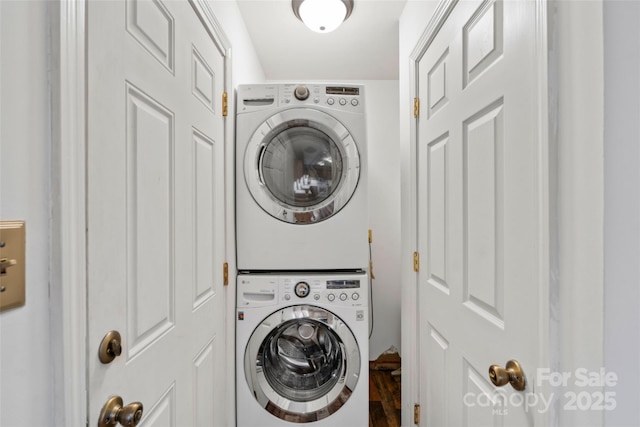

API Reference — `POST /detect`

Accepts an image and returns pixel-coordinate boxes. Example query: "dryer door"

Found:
[244,108,360,224]
[244,305,361,423]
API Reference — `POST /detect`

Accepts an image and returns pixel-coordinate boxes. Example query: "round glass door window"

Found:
[244,305,361,422]
[244,109,360,224]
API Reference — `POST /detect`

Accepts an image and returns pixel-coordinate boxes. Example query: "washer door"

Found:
[244,108,360,224]
[244,305,361,423]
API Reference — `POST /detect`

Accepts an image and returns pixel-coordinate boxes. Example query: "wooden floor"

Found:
[369,363,401,427]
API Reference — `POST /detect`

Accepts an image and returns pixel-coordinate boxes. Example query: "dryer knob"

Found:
[294,85,310,101]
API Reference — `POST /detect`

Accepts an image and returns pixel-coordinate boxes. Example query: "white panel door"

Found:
[416,0,547,425]
[87,1,226,425]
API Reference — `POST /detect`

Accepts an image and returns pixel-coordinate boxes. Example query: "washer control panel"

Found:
[237,273,367,308]
[236,83,365,114]
[281,275,366,307]
[281,84,363,112]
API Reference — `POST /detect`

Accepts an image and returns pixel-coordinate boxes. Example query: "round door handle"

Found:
[99,331,123,364]
[118,401,143,427]
[489,359,526,391]
[98,396,143,427]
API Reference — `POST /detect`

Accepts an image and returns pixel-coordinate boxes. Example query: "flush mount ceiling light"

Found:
[292,0,354,33]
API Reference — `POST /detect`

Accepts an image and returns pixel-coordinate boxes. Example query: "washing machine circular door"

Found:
[244,108,360,224]
[244,305,361,423]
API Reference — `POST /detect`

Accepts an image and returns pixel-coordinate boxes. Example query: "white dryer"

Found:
[236,272,369,427]
[235,84,368,271]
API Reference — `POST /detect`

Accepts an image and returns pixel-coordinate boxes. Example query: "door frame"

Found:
[50,1,234,424]
[401,0,605,426]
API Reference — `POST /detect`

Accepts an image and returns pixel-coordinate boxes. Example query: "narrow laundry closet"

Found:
[2,1,635,427]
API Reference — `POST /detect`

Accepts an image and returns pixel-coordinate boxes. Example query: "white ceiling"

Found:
[235,0,407,81]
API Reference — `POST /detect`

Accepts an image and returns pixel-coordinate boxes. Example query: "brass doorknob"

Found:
[488,360,526,391]
[98,396,143,427]
[99,331,122,364]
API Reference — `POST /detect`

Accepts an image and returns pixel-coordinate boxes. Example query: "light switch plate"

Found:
[0,221,26,312]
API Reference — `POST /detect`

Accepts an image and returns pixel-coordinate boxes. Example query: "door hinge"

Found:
[223,262,229,286]
[222,92,228,117]
[413,97,420,118]
[414,403,421,424]
[413,251,420,272]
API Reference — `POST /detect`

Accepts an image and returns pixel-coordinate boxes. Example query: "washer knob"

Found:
[327,293,336,302]
[294,281,310,298]
[294,86,310,101]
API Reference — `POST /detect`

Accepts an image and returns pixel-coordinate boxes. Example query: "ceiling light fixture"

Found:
[292,0,354,34]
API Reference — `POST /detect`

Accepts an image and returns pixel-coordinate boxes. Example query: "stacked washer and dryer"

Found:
[235,83,369,427]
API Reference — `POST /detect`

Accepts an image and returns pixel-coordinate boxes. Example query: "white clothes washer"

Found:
[235,84,368,271]
[236,272,369,427]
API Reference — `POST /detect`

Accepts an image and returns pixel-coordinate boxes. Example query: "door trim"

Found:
[52,1,233,424]
[50,1,87,424]
[401,0,604,425]
[548,2,605,425]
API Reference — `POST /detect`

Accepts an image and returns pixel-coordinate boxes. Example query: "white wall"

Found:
[208,0,266,87]
[604,1,640,426]
[361,80,401,360]
[0,2,52,426]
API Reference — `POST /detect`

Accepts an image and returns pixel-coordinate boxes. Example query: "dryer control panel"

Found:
[237,273,368,308]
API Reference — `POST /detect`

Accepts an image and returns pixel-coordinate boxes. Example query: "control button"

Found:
[352,293,360,301]
[284,294,291,301]
[284,98,291,104]
[339,98,347,106]
[294,85,310,101]
[327,98,335,105]
[351,99,359,106]
[327,293,336,302]
[313,294,320,301]
[314,97,320,104]
[339,293,348,301]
